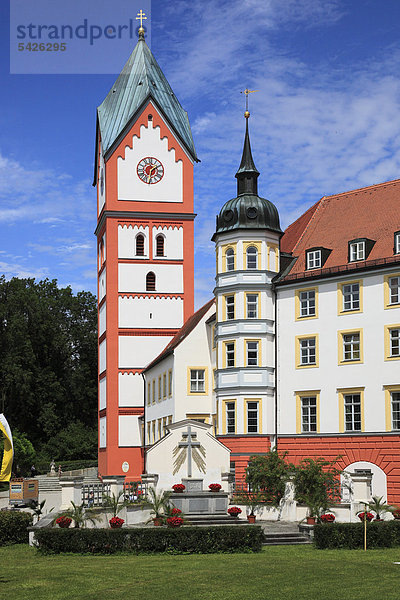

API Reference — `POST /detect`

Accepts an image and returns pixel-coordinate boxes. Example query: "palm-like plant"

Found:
[55,501,101,529]
[102,491,129,518]
[367,496,395,520]
[143,488,172,520]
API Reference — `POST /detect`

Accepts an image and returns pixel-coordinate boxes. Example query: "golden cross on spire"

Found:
[136,9,147,29]
[240,88,259,118]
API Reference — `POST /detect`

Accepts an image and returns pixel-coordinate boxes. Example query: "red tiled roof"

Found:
[280,178,400,279]
[143,298,215,371]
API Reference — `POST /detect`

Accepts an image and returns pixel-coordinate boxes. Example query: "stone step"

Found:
[184,514,249,526]
[263,533,312,546]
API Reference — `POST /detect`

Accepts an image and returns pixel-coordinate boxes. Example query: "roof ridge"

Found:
[323,177,400,200]
[291,197,325,255]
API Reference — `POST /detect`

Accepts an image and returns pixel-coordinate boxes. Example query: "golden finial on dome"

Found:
[136,9,147,38]
[241,88,259,118]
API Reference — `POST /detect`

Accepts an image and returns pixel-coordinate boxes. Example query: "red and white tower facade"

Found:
[94,26,198,480]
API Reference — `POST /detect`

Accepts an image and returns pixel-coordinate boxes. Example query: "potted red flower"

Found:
[358,511,374,522]
[227,506,242,518]
[55,516,72,528]
[172,484,185,493]
[392,509,400,520]
[166,509,184,528]
[320,513,335,523]
[209,483,222,492]
[109,516,124,528]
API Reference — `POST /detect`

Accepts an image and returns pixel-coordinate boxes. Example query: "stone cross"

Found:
[178,426,200,478]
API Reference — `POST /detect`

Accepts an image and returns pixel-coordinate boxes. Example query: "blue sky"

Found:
[1,0,400,308]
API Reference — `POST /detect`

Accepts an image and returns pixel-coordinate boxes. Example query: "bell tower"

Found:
[94,21,198,480]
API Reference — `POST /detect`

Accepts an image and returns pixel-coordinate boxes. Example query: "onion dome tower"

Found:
[212,108,282,482]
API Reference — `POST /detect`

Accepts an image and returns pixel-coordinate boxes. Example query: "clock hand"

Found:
[147,165,157,183]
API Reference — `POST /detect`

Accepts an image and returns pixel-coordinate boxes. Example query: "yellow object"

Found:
[0,414,13,481]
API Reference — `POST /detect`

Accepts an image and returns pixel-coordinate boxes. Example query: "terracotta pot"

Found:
[306,516,316,525]
[153,517,163,526]
[110,523,123,529]
[247,514,256,524]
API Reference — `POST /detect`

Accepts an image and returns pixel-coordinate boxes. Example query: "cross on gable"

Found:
[178,426,200,477]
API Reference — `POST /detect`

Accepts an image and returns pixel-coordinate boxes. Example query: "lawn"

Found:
[2,544,400,600]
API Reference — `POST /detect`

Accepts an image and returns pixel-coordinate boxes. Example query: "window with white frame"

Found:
[246,246,258,269]
[246,341,259,366]
[343,333,360,361]
[390,328,400,357]
[301,396,317,432]
[299,290,316,317]
[300,337,316,365]
[392,392,400,430]
[226,402,236,433]
[226,295,235,320]
[247,401,259,433]
[344,393,361,431]
[342,282,360,311]
[246,294,258,318]
[306,249,321,269]
[225,343,235,367]
[389,276,400,304]
[394,232,400,254]
[226,248,234,271]
[190,369,205,393]
[349,241,365,262]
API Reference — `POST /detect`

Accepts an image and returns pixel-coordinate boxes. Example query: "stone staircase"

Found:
[263,531,312,545]
[185,514,249,526]
[36,472,101,494]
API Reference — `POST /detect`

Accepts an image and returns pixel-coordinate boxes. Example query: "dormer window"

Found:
[394,231,400,255]
[349,240,365,262]
[348,238,375,262]
[306,249,321,269]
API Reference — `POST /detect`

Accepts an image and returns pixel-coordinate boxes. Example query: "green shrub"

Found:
[314,521,400,549]
[35,525,264,554]
[0,511,33,546]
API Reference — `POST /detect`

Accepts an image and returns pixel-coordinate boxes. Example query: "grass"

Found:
[2,544,400,600]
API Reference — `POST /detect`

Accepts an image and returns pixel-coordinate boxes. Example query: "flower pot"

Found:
[110,523,123,528]
[153,517,163,526]
[247,514,256,524]
[306,516,316,525]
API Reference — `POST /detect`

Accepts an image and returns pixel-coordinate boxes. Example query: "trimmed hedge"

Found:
[314,521,400,549]
[0,511,33,546]
[35,525,264,554]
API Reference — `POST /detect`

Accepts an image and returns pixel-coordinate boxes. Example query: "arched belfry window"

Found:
[246,246,258,269]
[136,234,145,256]
[156,235,165,257]
[226,248,234,271]
[146,272,156,291]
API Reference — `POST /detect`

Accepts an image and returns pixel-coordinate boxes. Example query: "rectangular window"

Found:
[343,282,360,311]
[300,337,316,365]
[246,294,258,319]
[246,341,259,366]
[225,342,235,367]
[147,423,151,445]
[147,383,151,406]
[190,369,205,393]
[247,401,259,433]
[152,380,155,404]
[226,402,236,434]
[299,290,316,317]
[226,295,235,320]
[162,417,167,436]
[306,249,321,269]
[389,277,400,305]
[392,392,400,430]
[344,393,362,431]
[349,241,365,262]
[163,373,167,398]
[158,377,162,401]
[168,370,172,396]
[152,421,156,444]
[343,333,360,361]
[301,396,317,433]
[395,233,400,255]
[390,328,400,357]
[158,419,162,440]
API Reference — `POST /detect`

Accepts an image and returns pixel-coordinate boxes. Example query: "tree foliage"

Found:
[245,450,291,507]
[0,277,97,459]
[293,457,342,517]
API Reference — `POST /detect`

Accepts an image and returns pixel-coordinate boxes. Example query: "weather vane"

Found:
[240,88,259,118]
[136,9,147,35]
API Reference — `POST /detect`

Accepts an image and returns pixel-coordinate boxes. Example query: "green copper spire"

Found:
[235,116,260,196]
[96,32,197,161]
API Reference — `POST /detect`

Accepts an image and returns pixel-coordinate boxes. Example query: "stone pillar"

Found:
[141,473,159,492]
[102,476,126,498]
[59,476,84,510]
[221,471,234,493]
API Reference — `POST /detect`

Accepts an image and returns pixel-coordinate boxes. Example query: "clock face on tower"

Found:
[137,157,164,185]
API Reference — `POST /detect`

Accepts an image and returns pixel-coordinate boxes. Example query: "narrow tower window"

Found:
[156,235,165,257]
[246,246,258,269]
[226,248,234,271]
[146,272,156,291]
[136,234,145,256]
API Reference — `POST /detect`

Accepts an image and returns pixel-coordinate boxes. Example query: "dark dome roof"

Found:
[213,193,282,238]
